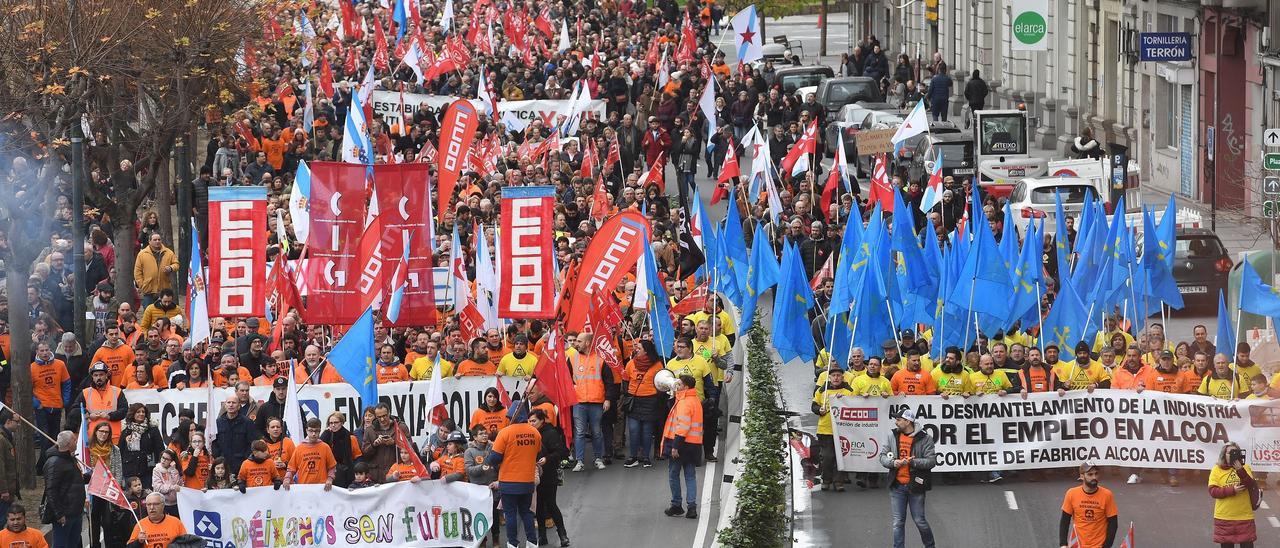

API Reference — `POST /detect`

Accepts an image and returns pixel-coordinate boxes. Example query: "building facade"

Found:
[853,0,1277,215]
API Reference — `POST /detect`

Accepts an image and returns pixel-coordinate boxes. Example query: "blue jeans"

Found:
[52,512,83,548]
[890,484,935,548]
[627,416,654,460]
[500,492,536,546]
[665,444,697,508]
[572,403,604,461]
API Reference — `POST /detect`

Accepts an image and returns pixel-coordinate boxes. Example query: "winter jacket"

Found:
[42,447,86,522]
[463,441,497,486]
[878,427,938,493]
[118,421,163,480]
[535,422,569,480]
[212,411,259,474]
[964,77,989,110]
[133,244,178,296]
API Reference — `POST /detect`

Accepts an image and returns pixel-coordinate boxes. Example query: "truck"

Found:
[972,109,1047,197]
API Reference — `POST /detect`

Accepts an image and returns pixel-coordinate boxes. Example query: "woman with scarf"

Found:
[118,403,163,490]
[320,411,362,488]
[622,340,665,468]
[86,422,123,548]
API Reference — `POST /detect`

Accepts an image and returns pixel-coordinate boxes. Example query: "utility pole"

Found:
[70,121,87,342]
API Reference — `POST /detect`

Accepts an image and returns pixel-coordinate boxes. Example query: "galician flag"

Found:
[920,149,945,212]
[730,5,763,63]
[890,100,929,154]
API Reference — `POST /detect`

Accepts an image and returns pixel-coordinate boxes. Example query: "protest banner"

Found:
[854,128,896,156]
[179,481,493,547]
[304,162,371,325]
[126,376,526,447]
[367,91,605,133]
[207,186,267,317]
[499,186,556,318]
[831,391,1280,473]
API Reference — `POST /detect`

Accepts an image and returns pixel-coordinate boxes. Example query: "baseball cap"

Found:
[1079,461,1099,474]
[273,377,288,389]
[1160,350,1174,359]
[897,409,918,423]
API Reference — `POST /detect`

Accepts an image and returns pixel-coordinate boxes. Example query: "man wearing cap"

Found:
[1053,342,1111,391]
[66,361,128,442]
[1059,462,1118,548]
[879,409,938,548]
[813,366,855,491]
[255,377,301,435]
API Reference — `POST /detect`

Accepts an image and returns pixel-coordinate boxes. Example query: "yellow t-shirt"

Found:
[686,310,736,338]
[1052,360,1111,390]
[666,356,713,400]
[409,357,455,380]
[815,368,867,391]
[1092,330,1134,354]
[851,375,892,397]
[931,369,972,395]
[812,385,856,435]
[1199,376,1240,400]
[968,370,1011,394]
[1208,464,1255,520]
[692,335,732,383]
[1231,363,1265,385]
[498,352,538,378]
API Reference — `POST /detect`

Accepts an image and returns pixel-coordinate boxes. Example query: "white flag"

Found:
[283,359,304,444]
[730,5,763,63]
[558,20,571,53]
[698,76,717,146]
[891,100,929,147]
[440,0,454,31]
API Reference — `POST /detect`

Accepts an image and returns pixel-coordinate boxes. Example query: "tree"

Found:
[0,0,262,485]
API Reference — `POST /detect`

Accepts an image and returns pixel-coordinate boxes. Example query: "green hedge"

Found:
[717,324,789,548]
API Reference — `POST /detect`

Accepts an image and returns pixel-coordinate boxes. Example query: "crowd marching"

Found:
[0,0,1275,547]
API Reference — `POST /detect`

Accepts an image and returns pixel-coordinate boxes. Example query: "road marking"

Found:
[1268,516,1280,528]
[1004,490,1019,510]
[691,455,719,547]
[1260,500,1270,510]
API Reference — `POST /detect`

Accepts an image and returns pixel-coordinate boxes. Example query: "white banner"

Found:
[368,90,605,133]
[831,391,1280,473]
[179,481,493,547]
[126,376,527,447]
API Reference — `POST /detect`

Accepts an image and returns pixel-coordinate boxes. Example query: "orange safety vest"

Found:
[662,388,704,444]
[571,352,605,403]
[83,385,122,442]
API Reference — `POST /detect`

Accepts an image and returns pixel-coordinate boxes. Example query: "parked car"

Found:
[1006,176,1102,235]
[774,65,835,96]
[814,77,884,116]
[902,132,977,187]
[869,121,961,178]
[1173,228,1231,310]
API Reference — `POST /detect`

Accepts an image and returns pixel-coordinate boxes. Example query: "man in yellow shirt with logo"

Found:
[1199,354,1242,400]
[1229,342,1266,389]
[968,354,1011,395]
[1052,342,1111,391]
[685,297,736,344]
[666,338,715,402]
[409,340,454,380]
[812,366,856,491]
[931,347,972,397]
[497,335,538,379]
[692,320,731,462]
[851,358,892,397]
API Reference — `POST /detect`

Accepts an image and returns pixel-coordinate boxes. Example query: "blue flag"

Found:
[1216,289,1237,358]
[1239,259,1280,318]
[719,190,750,304]
[828,203,868,318]
[999,199,1019,270]
[1141,207,1185,309]
[640,235,676,357]
[946,179,1011,326]
[1008,220,1044,326]
[891,188,934,295]
[1053,190,1072,280]
[1157,194,1178,269]
[328,307,378,408]
[772,241,816,363]
[1041,272,1092,351]
[739,224,781,336]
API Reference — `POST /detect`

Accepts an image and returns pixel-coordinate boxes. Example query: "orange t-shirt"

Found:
[265,437,295,469]
[1111,366,1148,390]
[456,360,497,376]
[0,526,49,548]
[31,359,70,408]
[486,347,510,364]
[211,366,252,387]
[387,461,426,482]
[91,344,136,387]
[491,422,541,483]
[261,137,286,170]
[1061,486,1118,548]
[288,441,337,484]
[376,364,409,384]
[129,514,187,548]
[180,453,211,489]
[890,369,938,396]
[1177,369,1209,394]
[895,433,914,485]
[469,408,510,434]
[436,453,467,480]
[237,458,281,487]
[1141,369,1187,394]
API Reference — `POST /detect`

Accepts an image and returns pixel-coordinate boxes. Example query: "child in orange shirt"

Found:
[386,448,428,483]
[237,440,282,488]
[430,431,469,482]
[284,418,338,489]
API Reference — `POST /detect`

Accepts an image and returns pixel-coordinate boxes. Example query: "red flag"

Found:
[675,14,697,63]
[373,20,391,73]
[868,154,895,213]
[437,101,480,219]
[534,8,553,37]
[416,140,438,163]
[645,38,662,66]
[393,424,430,477]
[579,139,598,179]
[810,253,834,290]
[303,162,369,325]
[591,176,610,221]
[638,153,666,192]
[670,281,710,316]
[533,329,579,442]
[565,211,650,330]
[339,0,363,40]
[820,161,842,221]
[88,462,131,510]
[717,135,741,184]
[354,211,386,310]
[1118,522,1135,548]
[605,134,622,173]
[343,46,359,75]
[242,42,259,77]
[318,57,335,98]
[495,376,513,408]
[459,299,486,342]
[780,119,819,175]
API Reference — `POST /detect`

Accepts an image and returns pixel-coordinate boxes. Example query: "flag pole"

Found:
[962,274,978,351]
[1234,257,1246,397]
[1035,280,1045,354]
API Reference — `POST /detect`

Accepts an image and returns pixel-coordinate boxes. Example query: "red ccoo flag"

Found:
[495,376,513,408]
[868,153,895,213]
[533,328,578,442]
[1118,521,1135,548]
[393,423,430,477]
[88,462,131,510]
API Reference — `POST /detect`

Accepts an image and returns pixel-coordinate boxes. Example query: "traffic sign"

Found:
[1266,200,1280,218]
[1265,128,1280,148]
[1267,153,1280,171]
[1265,176,1280,196]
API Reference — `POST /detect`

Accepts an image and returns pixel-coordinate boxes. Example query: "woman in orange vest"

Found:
[662,374,704,518]
[622,340,664,467]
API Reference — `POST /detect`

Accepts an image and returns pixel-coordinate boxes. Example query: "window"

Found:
[1030,185,1094,205]
[1165,80,1178,148]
